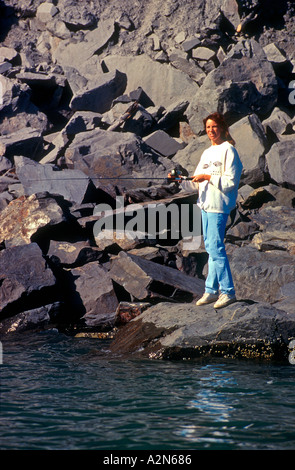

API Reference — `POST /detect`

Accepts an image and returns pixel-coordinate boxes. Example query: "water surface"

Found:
[1,330,295,450]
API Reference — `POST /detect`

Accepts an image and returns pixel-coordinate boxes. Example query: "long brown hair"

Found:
[203,112,235,146]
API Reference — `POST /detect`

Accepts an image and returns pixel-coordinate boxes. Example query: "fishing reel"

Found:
[167,168,193,183]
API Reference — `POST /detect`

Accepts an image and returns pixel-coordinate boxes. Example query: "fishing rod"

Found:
[26,169,194,183]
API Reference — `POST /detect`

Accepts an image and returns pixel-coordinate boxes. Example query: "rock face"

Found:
[0,0,295,362]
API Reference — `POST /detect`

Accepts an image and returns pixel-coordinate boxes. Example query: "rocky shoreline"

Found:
[0,0,295,362]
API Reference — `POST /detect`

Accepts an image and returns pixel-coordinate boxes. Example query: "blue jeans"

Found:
[201,210,235,295]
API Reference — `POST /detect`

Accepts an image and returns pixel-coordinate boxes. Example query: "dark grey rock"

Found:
[110,300,295,362]
[0,243,56,319]
[15,156,93,204]
[109,251,204,302]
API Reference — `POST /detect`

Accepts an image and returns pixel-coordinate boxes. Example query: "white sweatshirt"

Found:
[182,141,243,214]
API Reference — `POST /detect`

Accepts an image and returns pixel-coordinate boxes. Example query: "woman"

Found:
[186,112,243,309]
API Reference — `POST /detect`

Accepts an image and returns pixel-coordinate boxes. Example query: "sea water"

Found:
[1,329,295,451]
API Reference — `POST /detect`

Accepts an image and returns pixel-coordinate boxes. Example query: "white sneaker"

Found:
[214,294,236,309]
[196,293,219,306]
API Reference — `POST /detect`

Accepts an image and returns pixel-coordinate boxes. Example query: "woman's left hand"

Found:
[192,174,211,183]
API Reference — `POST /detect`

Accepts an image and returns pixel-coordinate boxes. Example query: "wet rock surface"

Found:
[0,0,295,362]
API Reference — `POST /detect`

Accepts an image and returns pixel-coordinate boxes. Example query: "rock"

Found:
[110,300,295,361]
[0,193,66,247]
[64,127,173,192]
[172,134,209,175]
[70,70,127,114]
[261,184,295,208]
[0,46,19,63]
[102,54,199,108]
[0,302,61,337]
[168,48,205,84]
[157,100,189,131]
[109,251,204,302]
[47,240,104,268]
[186,39,278,134]
[71,262,118,328]
[263,42,290,74]
[0,243,56,319]
[192,46,216,61]
[58,1,96,29]
[182,37,201,53]
[0,128,43,161]
[36,2,59,23]
[52,18,115,71]
[230,114,269,184]
[15,156,93,204]
[228,244,295,304]
[143,130,185,157]
[0,75,49,134]
[114,301,151,326]
[263,107,293,136]
[266,138,295,189]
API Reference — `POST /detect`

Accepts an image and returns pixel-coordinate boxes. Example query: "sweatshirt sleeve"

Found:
[209,146,243,194]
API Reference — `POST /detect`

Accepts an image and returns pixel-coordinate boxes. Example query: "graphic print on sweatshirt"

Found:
[202,160,223,176]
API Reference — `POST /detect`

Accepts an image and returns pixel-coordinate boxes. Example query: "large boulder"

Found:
[109,251,204,302]
[0,193,67,247]
[70,69,127,114]
[110,300,295,362]
[0,243,56,319]
[64,128,174,192]
[230,114,269,184]
[52,18,115,71]
[0,75,49,134]
[71,262,118,328]
[15,156,93,204]
[102,54,199,108]
[186,39,278,134]
[265,138,295,189]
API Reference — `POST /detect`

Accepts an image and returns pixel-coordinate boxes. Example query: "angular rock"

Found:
[114,301,151,326]
[0,243,56,319]
[64,128,174,192]
[263,107,293,136]
[53,18,115,71]
[36,2,59,23]
[71,262,118,328]
[58,1,96,29]
[168,49,205,84]
[0,128,43,161]
[70,70,127,114]
[0,302,61,337]
[172,134,209,175]
[186,39,278,134]
[266,138,295,188]
[0,193,66,247]
[47,240,104,268]
[0,75,49,134]
[102,102,154,137]
[228,244,295,304]
[192,46,216,61]
[110,300,295,361]
[15,156,93,204]
[102,54,199,108]
[143,130,185,157]
[230,114,269,184]
[157,100,189,131]
[109,251,204,302]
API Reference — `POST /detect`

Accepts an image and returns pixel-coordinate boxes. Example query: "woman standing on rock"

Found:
[181,112,243,309]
